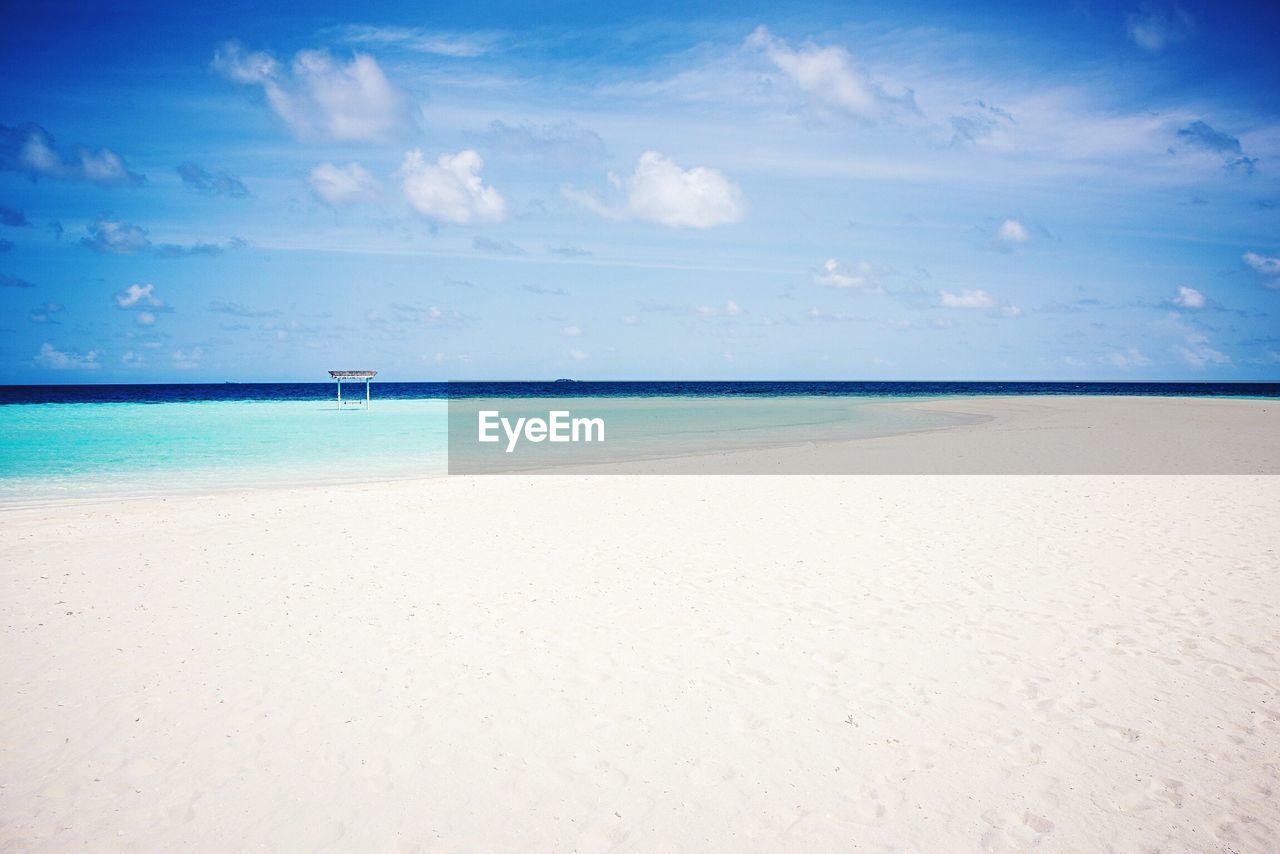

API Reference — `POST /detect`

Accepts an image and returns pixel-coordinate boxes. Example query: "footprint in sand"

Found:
[979,807,1055,852]
[1088,716,1141,743]
[1114,776,1185,814]
[839,782,903,826]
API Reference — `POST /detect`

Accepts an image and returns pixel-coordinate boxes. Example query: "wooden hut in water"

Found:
[329,370,377,410]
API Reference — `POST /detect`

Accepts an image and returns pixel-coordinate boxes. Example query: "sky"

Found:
[1,0,1278,382]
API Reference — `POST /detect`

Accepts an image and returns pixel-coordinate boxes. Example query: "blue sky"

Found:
[1,0,1278,382]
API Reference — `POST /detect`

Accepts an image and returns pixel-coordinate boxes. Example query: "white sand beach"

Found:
[2,400,1279,851]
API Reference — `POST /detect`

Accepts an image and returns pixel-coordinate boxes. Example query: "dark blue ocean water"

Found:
[2,380,1279,405]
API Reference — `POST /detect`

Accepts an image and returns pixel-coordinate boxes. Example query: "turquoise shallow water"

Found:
[0,399,450,505]
[0,395,948,504]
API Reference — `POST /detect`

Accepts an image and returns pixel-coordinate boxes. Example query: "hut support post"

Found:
[365,377,370,410]
[337,378,342,410]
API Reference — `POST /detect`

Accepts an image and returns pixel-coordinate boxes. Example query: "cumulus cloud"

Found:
[308,161,379,206]
[35,342,99,370]
[561,324,582,336]
[744,26,916,120]
[1172,285,1205,308]
[939,288,996,309]
[564,151,747,229]
[81,217,243,257]
[116,283,167,310]
[997,218,1031,242]
[814,258,883,292]
[82,219,151,254]
[177,162,249,197]
[568,348,588,361]
[398,149,506,224]
[213,41,407,142]
[1244,251,1280,285]
[1126,4,1193,52]
[1,123,144,186]
[477,120,606,170]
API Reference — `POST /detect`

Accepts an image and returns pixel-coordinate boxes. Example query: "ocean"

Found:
[2,382,1277,504]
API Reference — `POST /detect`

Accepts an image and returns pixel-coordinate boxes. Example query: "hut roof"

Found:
[328,370,378,378]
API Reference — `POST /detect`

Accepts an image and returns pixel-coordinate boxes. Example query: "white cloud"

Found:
[564,151,747,229]
[136,311,156,326]
[213,42,406,142]
[562,325,582,336]
[939,288,996,309]
[1104,347,1152,368]
[172,347,204,369]
[1177,338,1230,368]
[308,161,379,206]
[814,258,882,292]
[116,283,164,309]
[1244,251,1280,285]
[696,300,745,317]
[997,218,1031,242]
[1162,313,1231,368]
[83,219,151,254]
[0,122,144,186]
[398,149,507,224]
[334,25,496,57]
[1172,285,1205,308]
[744,26,915,120]
[569,348,587,361]
[34,342,99,370]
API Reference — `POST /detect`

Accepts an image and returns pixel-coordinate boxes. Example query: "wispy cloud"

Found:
[744,26,918,120]
[177,162,249,197]
[1126,4,1193,53]
[473,235,527,255]
[474,120,606,170]
[0,273,35,289]
[1173,120,1258,173]
[208,300,280,318]
[332,25,498,57]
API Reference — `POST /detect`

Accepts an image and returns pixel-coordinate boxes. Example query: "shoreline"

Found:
[2,394,1277,508]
